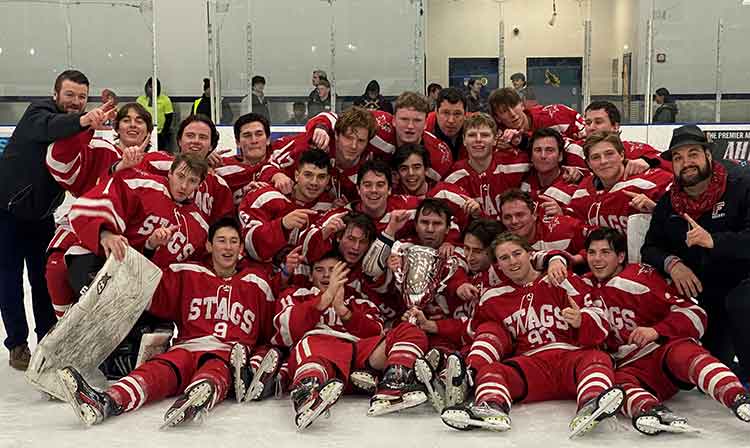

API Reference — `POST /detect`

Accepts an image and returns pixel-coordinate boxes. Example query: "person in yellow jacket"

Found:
[136,77,174,151]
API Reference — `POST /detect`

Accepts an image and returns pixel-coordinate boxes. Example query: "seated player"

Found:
[56,217,275,428]
[584,227,750,435]
[570,131,672,234]
[445,113,529,218]
[440,232,623,437]
[520,127,581,210]
[272,252,428,430]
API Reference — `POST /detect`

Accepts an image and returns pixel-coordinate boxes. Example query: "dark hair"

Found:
[357,159,391,187]
[436,87,466,111]
[314,249,343,266]
[530,127,565,154]
[467,79,478,88]
[416,198,452,226]
[170,152,210,181]
[114,102,154,137]
[427,83,442,95]
[54,70,89,93]
[208,216,242,242]
[202,78,210,90]
[488,87,522,116]
[177,114,220,151]
[465,219,505,249]
[584,226,627,260]
[144,77,161,96]
[655,87,672,102]
[583,131,625,159]
[490,232,532,262]
[251,75,266,86]
[318,78,331,89]
[342,211,378,244]
[335,106,376,139]
[394,91,431,114]
[585,101,621,126]
[297,148,331,171]
[498,188,535,213]
[391,143,431,171]
[510,73,526,83]
[233,112,270,141]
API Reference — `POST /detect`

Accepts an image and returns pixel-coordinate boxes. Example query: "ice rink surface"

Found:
[1,281,749,448]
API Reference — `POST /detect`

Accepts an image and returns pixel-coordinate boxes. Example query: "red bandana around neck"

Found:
[670,161,727,220]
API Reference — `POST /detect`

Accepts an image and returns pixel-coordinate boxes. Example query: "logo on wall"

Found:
[706,130,750,162]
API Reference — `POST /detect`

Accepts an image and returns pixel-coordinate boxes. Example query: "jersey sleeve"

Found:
[237,187,293,262]
[207,174,235,223]
[561,276,610,347]
[647,274,707,340]
[272,288,325,347]
[146,266,183,322]
[342,291,384,338]
[69,174,132,255]
[47,130,122,197]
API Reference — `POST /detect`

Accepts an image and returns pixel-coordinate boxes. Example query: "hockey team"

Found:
[29,72,750,436]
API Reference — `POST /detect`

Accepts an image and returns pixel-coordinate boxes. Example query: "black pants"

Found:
[0,209,57,350]
[701,280,750,378]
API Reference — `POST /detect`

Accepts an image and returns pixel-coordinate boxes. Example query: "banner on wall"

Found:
[705,130,750,162]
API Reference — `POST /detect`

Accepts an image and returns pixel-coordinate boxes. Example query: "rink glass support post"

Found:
[414,0,426,93]
[328,0,336,114]
[644,14,654,124]
[151,0,159,147]
[582,0,592,112]
[498,0,505,88]
[714,18,723,123]
[63,1,73,68]
[206,0,221,124]
[246,0,254,115]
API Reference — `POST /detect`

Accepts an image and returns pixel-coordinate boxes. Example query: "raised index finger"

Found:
[622,190,638,198]
[682,213,699,229]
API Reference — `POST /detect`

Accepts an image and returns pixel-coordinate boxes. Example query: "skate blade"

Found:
[160,383,213,430]
[569,388,624,439]
[414,359,444,413]
[56,369,100,427]
[296,380,344,432]
[230,345,248,404]
[350,371,377,394]
[637,418,702,435]
[735,403,750,422]
[245,350,280,402]
[441,408,511,432]
[444,356,464,408]
[367,391,428,417]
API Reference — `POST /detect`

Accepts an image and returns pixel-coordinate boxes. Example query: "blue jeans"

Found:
[0,208,57,350]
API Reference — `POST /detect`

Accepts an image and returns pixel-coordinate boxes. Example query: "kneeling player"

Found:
[57,217,274,428]
[441,232,623,437]
[585,227,750,435]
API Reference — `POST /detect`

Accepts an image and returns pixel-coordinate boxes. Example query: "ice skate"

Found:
[444,353,472,408]
[569,386,624,438]
[633,405,700,435]
[732,392,750,422]
[349,369,379,394]
[229,343,252,403]
[161,379,216,429]
[414,356,445,412]
[245,347,282,402]
[367,365,427,416]
[441,401,511,432]
[291,377,344,431]
[56,366,122,426]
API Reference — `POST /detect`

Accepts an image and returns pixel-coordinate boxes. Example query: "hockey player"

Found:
[462,219,505,295]
[57,217,275,427]
[520,127,581,211]
[272,252,428,430]
[445,113,530,218]
[238,148,334,263]
[569,131,672,234]
[584,227,750,435]
[440,232,623,437]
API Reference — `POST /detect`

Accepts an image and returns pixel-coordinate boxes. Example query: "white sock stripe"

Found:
[470,350,494,365]
[390,342,424,358]
[112,381,138,412]
[293,363,328,383]
[578,371,612,388]
[697,362,725,391]
[707,371,735,398]
[625,390,654,417]
[472,340,501,361]
[121,376,147,410]
[576,380,609,401]
[475,388,511,406]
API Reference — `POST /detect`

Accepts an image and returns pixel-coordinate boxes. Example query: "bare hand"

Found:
[669,261,703,298]
[538,196,563,217]
[561,166,584,184]
[624,190,656,213]
[322,216,346,239]
[311,128,330,150]
[456,283,480,301]
[628,326,658,347]
[684,213,714,249]
[285,246,304,274]
[497,129,522,147]
[146,224,179,249]
[438,242,454,259]
[547,258,568,286]
[80,100,117,130]
[561,297,582,328]
[387,254,402,273]
[319,261,350,309]
[116,137,149,172]
[207,148,233,168]
[332,196,349,208]
[271,173,294,195]
[462,196,482,218]
[623,158,650,178]
[385,209,410,236]
[282,209,316,231]
[401,307,438,333]
[100,231,129,261]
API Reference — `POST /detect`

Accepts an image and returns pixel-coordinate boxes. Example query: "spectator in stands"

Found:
[642,124,750,379]
[309,69,327,103]
[653,87,678,124]
[0,70,115,370]
[510,72,537,106]
[193,78,211,118]
[427,82,442,111]
[285,101,308,125]
[251,75,270,121]
[100,88,118,127]
[465,79,485,113]
[309,78,332,117]
[354,80,393,113]
[136,77,174,151]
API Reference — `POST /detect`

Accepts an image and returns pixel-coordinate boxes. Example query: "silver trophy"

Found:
[394,244,456,323]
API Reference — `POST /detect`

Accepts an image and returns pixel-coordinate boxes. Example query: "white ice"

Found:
[1,277,748,448]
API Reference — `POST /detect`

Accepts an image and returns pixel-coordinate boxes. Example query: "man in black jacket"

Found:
[641,124,750,379]
[0,70,114,370]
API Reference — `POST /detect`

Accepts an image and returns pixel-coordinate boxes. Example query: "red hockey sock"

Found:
[616,370,660,418]
[190,357,231,409]
[574,352,615,409]
[107,359,178,412]
[466,321,512,372]
[473,362,523,410]
[383,322,428,369]
[291,357,335,389]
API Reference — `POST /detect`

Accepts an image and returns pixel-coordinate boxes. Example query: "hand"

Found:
[628,327,659,347]
[624,190,656,213]
[456,283,480,302]
[332,286,349,318]
[311,128,330,150]
[497,129,522,147]
[623,158,650,178]
[438,242,454,258]
[547,258,568,286]
[561,297,582,328]
[100,230,129,261]
[282,209,316,231]
[684,213,714,249]
[538,196,563,216]
[116,137,149,172]
[385,209,410,237]
[319,261,350,310]
[207,148,233,168]
[402,307,438,333]
[146,224,178,250]
[80,100,117,130]
[332,196,349,208]
[271,173,294,195]
[387,254,402,273]
[462,196,482,218]
[669,261,703,298]
[561,166,584,184]
[245,181,269,192]
[321,216,346,239]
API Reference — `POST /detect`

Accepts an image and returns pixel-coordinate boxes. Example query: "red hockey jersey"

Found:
[525,104,586,140]
[46,129,122,197]
[520,169,579,206]
[213,155,267,205]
